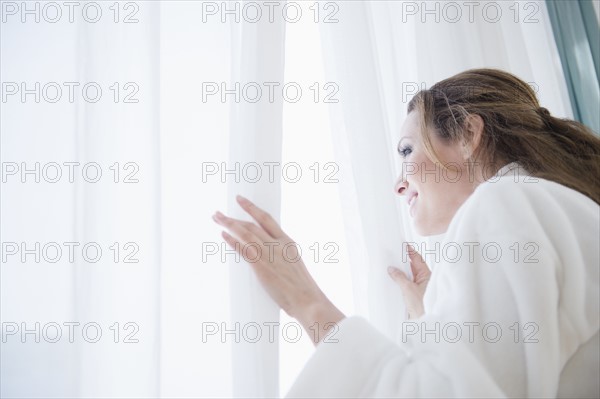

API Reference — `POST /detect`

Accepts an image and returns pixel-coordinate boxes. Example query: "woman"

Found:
[212,69,600,398]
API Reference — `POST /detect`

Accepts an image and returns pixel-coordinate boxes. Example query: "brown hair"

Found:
[407,68,600,205]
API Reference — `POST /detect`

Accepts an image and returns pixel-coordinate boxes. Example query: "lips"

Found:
[407,192,418,217]
[407,192,418,207]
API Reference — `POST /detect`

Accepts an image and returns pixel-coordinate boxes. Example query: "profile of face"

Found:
[394,111,483,236]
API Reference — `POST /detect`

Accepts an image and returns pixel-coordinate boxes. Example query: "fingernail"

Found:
[215,211,224,219]
[387,266,396,274]
[236,194,248,203]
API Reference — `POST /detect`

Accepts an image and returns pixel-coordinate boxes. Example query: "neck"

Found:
[465,160,520,191]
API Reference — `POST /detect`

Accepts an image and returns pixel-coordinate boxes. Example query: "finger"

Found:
[213,212,272,243]
[236,195,286,239]
[387,266,411,288]
[244,222,274,243]
[406,244,431,278]
[221,230,260,263]
[213,211,262,246]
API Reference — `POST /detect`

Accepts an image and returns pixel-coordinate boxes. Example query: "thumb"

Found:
[387,266,411,287]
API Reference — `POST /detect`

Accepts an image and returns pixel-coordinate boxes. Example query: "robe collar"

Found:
[487,161,529,180]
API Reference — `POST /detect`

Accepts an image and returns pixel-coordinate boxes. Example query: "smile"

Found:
[408,193,418,217]
[407,192,418,207]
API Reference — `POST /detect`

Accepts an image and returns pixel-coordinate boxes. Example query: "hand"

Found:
[388,245,431,319]
[212,195,345,344]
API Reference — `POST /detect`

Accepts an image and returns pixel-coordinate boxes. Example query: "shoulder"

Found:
[449,173,599,239]
[476,172,597,209]
[438,172,599,287]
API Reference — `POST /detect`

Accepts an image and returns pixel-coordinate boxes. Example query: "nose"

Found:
[394,176,408,196]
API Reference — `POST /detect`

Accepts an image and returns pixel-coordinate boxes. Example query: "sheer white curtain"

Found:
[226,6,286,398]
[316,0,573,342]
[1,0,575,397]
[1,3,162,397]
[1,1,286,397]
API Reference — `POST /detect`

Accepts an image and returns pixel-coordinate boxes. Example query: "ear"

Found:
[461,114,484,160]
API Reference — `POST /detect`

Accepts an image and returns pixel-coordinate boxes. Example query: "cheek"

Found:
[411,180,452,235]
[413,160,461,218]
[418,172,447,212]
[411,155,440,192]
[413,146,466,198]
[405,149,431,188]
[420,162,466,206]
[406,142,472,234]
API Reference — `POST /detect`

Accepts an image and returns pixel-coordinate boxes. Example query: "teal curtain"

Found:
[546,0,600,134]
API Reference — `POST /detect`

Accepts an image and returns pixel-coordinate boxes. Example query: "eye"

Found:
[398,145,413,158]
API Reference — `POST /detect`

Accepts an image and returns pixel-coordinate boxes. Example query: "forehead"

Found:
[399,111,420,141]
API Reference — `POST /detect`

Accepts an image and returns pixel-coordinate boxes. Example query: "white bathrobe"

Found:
[286,164,600,398]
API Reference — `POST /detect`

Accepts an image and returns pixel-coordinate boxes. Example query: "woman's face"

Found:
[395,111,479,236]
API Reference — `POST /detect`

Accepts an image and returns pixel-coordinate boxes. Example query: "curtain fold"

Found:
[317,2,408,341]
[74,4,162,397]
[1,3,162,397]
[158,2,234,396]
[1,11,81,399]
[227,1,287,397]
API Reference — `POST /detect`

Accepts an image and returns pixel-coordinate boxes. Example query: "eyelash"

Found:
[399,145,412,158]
